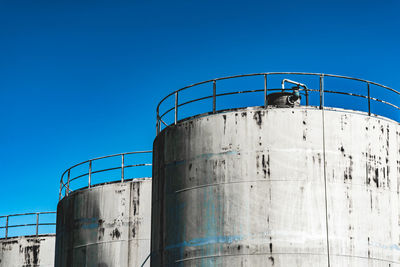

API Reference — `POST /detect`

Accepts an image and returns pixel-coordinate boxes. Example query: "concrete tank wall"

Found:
[0,235,55,267]
[55,178,152,267]
[151,106,400,266]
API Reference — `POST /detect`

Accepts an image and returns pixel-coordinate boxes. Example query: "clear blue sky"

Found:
[0,0,399,219]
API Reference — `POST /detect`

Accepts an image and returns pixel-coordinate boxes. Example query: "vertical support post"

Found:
[66,170,70,196]
[174,92,178,125]
[213,80,216,114]
[121,154,125,182]
[5,216,8,239]
[367,82,371,116]
[264,74,268,108]
[36,213,39,236]
[305,88,309,106]
[59,180,62,201]
[319,75,324,109]
[88,160,92,189]
[156,113,160,135]
[320,73,330,267]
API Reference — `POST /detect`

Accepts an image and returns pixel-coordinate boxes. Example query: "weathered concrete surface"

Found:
[55,178,152,267]
[151,106,400,266]
[0,235,55,267]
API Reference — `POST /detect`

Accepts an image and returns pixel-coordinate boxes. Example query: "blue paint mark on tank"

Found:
[75,218,99,229]
[165,234,243,250]
[165,159,186,167]
[80,223,99,229]
[371,242,400,251]
[165,151,238,167]
[200,151,237,160]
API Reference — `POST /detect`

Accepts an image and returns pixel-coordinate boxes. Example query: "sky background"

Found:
[0,0,399,234]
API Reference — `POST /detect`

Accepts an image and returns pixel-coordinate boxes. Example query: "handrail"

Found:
[0,212,56,239]
[59,151,152,200]
[156,72,399,134]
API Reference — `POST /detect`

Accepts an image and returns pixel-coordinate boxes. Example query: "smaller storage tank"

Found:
[55,151,152,267]
[0,212,56,267]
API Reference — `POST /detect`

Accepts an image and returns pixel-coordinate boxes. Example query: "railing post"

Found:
[305,88,309,106]
[319,74,324,109]
[88,160,92,189]
[66,170,70,197]
[174,92,178,125]
[36,213,39,236]
[213,80,216,114]
[121,154,125,182]
[156,113,160,135]
[367,82,371,116]
[59,180,62,201]
[264,74,268,108]
[5,216,8,239]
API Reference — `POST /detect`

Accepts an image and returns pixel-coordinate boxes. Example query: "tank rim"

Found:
[0,233,56,241]
[155,105,400,137]
[58,177,152,202]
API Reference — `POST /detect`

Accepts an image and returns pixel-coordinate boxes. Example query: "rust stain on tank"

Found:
[253,111,262,128]
[23,245,40,266]
[261,153,270,178]
[110,228,121,239]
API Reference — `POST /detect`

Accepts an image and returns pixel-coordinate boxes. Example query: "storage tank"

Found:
[55,151,152,267]
[0,212,56,267]
[152,73,400,266]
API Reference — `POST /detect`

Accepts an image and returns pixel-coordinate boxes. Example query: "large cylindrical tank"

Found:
[55,178,152,267]
[152,106,400,266]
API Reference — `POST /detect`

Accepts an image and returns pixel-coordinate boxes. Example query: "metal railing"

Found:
[156,72,400,134]
[59,151,152,200]
[0,212,56,239]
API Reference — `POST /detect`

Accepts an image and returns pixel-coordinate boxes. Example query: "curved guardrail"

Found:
[59,151,152,200]
[156,72,399,134]
[0,212,56,239]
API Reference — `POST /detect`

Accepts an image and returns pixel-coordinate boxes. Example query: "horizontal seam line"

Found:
[174,252,400,264]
